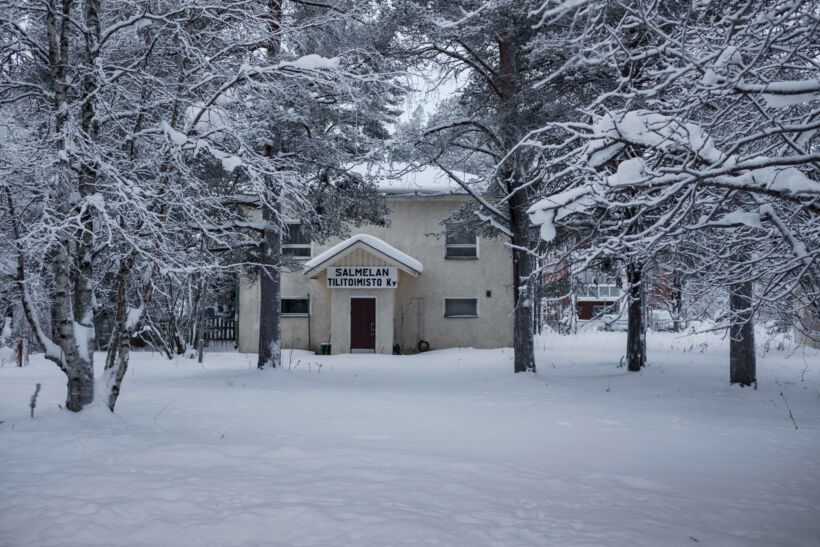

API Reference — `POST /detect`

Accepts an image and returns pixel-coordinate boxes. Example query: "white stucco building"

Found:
[237,166,515,355]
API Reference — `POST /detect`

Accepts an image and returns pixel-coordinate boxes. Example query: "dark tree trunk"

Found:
[497,30,536,374]
[187,277,205,349]
[510,201,537,373]
[626,261,646,372]
[10,301,30,367]
[671,268,683,332]
[729,280,756,386]
[105,258,129,372]
[173,327,186,355]
[164,277,187,356]
[533,278,542,335]
[257,0,283,370]
[17,339,28,367]
[258,203,282,369]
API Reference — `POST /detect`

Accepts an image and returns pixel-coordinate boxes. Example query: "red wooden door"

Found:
[350,298,376,351]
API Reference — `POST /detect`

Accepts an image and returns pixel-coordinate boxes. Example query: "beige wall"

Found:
[238,195,514,354]
[238,275,260,353]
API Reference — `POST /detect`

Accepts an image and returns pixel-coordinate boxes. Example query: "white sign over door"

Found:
[327,266,398,289]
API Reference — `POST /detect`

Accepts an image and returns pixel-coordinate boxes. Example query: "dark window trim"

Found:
[443,297,479,318]
[281,296,311,317]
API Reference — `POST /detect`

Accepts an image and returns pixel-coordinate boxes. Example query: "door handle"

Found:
[370,322,375,335]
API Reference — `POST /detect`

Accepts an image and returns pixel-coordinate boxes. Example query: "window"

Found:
[444,297,478,318]
[281,297,310,316]
[444,223,478,258]
[283,223,311,258]
[576,283,620,299]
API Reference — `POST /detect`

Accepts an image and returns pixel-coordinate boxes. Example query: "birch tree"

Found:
[1,0,396,409]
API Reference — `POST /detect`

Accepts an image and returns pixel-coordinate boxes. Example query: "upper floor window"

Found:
[283,222,311,259]
[444,223,478,259]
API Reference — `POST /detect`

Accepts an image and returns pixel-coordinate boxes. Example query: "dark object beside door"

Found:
[350,298,376,351]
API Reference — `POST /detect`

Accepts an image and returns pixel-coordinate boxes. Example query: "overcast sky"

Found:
[399,71,463,123]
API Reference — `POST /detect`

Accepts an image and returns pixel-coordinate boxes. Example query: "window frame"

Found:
[575,284,620,300]
[281,296,311,317]
[282,222,312,260]
[442,297,479,318]
[443,223,479,260]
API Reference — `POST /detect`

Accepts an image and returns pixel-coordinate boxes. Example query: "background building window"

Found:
[576,285,620,299]
[593,303,618,317]
[444,298,478,318]
[281,297,310,316]
[574,269,620,299]
[444,223,478,258]
[283,223,311,258]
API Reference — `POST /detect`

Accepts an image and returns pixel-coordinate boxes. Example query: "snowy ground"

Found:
[1,331,819,547]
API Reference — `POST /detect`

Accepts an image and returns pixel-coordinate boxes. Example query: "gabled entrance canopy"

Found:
[303,234,423,278]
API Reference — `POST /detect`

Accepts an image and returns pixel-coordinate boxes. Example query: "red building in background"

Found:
[541,251,675,330]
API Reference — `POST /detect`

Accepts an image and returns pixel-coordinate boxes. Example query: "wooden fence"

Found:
[204,316,236,349]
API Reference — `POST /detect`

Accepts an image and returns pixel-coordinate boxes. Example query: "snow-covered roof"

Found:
[304,234,423,277]
[348,162,478,196]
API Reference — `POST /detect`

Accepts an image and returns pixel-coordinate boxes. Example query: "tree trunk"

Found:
[47,0,71,135]
[106,334,132,410]
[105,263,156,410]
[104,257,132,411]
[17,339,28,367]
[162,276,187,356]
[62,0,101,410]
[729,280,756,386]
[626,260,646,372]
[46,0,95,410]
[671,268,683,332]
[510,201,537,373]
[10,300,30,367]
[258,203,282,369]
[55,241,95,411]
[497,30,536,374]
[66,373,94,411]
[188,277,204,349]
[533,274,543,335]
[257,1,283,370]
[72,0,100,357]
